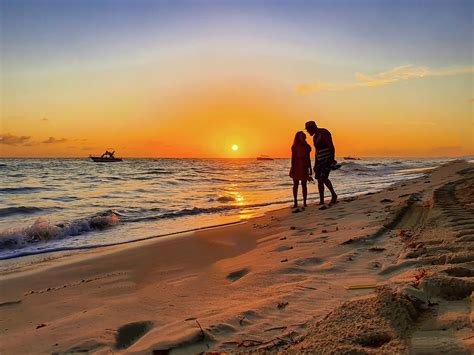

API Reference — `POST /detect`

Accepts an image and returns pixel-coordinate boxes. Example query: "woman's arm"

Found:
[289,149,295,177]
[307,151,312,176]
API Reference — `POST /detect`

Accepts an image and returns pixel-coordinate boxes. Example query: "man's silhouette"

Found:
[305,121,337,206]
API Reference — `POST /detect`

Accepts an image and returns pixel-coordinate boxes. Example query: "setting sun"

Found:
[1,2,473,354]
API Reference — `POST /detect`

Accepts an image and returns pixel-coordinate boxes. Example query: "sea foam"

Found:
[0,211,119,249]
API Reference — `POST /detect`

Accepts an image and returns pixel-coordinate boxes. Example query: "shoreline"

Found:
[0,220,246,262]
[0,163,436,263]
[0,160,472,354]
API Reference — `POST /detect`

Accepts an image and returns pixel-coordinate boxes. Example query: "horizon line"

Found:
[0,155,473,160]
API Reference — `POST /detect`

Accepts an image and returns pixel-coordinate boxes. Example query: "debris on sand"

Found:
[368,247,386,252]
[398,230,413,241]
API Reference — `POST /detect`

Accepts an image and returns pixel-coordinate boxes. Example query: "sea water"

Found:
[0,157,462,259]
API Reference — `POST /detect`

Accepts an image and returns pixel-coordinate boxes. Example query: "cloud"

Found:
[42,137,68,144]
[296,64,474,94]
[0,133,32,146]
[41,117,49,122]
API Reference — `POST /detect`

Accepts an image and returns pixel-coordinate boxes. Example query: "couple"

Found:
[289,120,337,209]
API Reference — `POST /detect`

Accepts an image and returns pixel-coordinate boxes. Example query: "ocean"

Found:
[0,157,460,259]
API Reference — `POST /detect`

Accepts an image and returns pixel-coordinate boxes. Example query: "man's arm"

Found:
[323,130,335,162]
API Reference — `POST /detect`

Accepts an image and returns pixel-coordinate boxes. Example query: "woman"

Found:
[289,131,312,208]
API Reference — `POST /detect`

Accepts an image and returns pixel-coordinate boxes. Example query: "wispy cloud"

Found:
[0,133,32,146]
[42,137,68,144]
[296,64,474,94]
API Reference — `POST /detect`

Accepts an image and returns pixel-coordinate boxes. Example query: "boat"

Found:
[90,150,122,162]
[257,155,274,161]
[343,156,360,160]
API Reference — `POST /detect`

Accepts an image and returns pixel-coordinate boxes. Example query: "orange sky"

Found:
[1,1,473,158]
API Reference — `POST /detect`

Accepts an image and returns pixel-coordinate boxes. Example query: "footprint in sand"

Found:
[115,321,154,350]
[65,340,105,353]
[0,300,21,308]
[442,266,474,277]
[293,257,323,267]
[226,268,250,282]
[457,235,474,242]
[274,245,293,252]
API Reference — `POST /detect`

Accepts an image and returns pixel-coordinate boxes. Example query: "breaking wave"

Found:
[0,211,119,249]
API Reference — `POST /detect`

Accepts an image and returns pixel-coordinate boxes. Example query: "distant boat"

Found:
[257,155,274,161]
[343,156,360,160]
[90,150,122,162]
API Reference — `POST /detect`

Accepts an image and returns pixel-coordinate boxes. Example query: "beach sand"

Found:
[0,161,473,354]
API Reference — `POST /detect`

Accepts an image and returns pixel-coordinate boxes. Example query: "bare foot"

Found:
[292,204,298,208]
[330,195,338,205]
[319,205,328,210]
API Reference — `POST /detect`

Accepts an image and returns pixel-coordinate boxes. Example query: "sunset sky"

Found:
[1,0,473,158]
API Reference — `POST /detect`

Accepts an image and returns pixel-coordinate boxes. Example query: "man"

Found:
[305,120,337,207]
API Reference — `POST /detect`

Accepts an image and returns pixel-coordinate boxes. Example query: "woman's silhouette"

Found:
[289,131,312,208]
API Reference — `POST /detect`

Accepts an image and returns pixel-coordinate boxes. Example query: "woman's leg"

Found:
[302,180,308,207]
[292,179,299,207]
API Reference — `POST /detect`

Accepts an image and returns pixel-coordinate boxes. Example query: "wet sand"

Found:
[0,161,473,354]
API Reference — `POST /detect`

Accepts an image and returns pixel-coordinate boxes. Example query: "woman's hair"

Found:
[292,131,307,148]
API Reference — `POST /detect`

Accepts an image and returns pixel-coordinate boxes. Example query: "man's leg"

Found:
[323,177,337,203]
[292,179,299,207]
[302,180,308,207]
[317,176,325,205]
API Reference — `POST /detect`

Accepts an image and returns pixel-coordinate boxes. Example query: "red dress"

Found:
[291,144,311,181]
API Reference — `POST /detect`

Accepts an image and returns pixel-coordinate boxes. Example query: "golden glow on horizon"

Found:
[1,63,472,158]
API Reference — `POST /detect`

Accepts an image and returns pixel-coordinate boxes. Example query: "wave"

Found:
[159,200,290,219]
[0,206,45,217]
[128,199,292,223]
[142,169,173,175]
[0,211,119,249]
[0,186,45,194]
[216,196,236,203]
[340,161,372,172]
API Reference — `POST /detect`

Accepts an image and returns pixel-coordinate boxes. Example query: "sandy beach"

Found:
[1,160,473,354]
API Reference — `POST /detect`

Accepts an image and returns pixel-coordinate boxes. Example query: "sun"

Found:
[231,144,239,151]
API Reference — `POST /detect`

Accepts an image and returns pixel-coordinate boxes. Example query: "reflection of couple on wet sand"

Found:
[289,120,338,209]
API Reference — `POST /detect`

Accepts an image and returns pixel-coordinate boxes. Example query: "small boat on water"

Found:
[90,150,122,162]
[343,156,360,160]
[257,155,274,161]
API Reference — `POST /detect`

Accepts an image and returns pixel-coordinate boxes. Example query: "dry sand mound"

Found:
[286,287,423,354]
